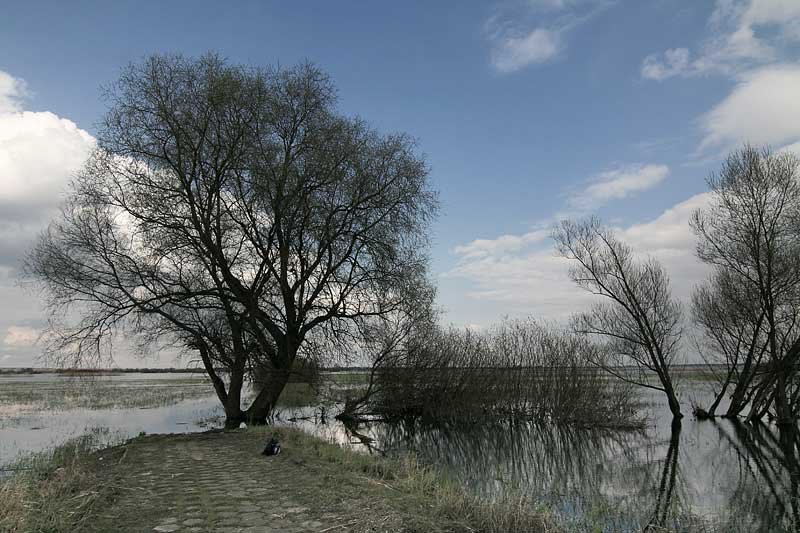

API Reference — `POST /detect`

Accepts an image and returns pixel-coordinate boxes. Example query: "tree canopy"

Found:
[25,54,438,424]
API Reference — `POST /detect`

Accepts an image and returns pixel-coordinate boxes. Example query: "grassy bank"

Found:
[0,426,555,533]
[0,430,124,532]
[2,424,794,532]
[253,426,555,532]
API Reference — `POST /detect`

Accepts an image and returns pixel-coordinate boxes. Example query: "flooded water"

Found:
[292,379,800,532]
[1,372,798,531]
[0,372,221,472]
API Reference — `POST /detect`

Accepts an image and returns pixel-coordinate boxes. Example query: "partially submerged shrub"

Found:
[354,319,640,428]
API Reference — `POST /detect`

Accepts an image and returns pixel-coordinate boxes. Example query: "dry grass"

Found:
[252,425,557,532]
[0,431,124,532]
[1,425,555,533]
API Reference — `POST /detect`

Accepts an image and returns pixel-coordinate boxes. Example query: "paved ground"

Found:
[86,430,429,533]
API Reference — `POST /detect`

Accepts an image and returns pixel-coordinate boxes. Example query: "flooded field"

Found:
[0,373,221,473]
[1,371,798,531]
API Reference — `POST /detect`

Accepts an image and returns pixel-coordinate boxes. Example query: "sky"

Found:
[2,0,800,367]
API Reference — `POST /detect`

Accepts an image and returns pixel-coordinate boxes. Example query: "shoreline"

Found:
[0,427,553,532]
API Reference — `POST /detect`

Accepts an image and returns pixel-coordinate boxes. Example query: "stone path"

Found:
[85,430,431,533]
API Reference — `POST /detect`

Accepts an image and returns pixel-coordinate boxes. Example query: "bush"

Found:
[364,319,641,428]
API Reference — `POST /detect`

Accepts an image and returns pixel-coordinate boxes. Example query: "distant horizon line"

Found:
[0,363,723,374]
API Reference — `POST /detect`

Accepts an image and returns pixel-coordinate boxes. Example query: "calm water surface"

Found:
[0,373,221,470]
[1,372,798,531]
[295,380,800,531]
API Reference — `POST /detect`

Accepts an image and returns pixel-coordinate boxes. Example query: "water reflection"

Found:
[319,413,800,531]
[708,420,800,531]
[645,420,681,531]
[5,373,800,530]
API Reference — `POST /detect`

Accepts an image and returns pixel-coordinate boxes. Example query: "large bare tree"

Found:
[554,218,684,419]
[25,54,438,426]
[691,145,800,424]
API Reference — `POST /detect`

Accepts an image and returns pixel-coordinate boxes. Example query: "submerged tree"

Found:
[25,54,438,426]
[691,270,768,418]
[554,218,684,419]
[691,145,800,424]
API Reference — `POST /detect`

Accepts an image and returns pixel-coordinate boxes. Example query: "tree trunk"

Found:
[663,378,683,419]
[244,368,291,424]
[223,367,246,428]
[196,343,246,428]
[775,371,792,425]
[706,378,730,417]
[727,382,750,418]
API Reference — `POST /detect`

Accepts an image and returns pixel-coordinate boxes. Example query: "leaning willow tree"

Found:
[554,218,684,419]
[25,54,438,426]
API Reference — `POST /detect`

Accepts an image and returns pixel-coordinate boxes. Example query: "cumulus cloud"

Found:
[447,241,589,317]
[618,193,711,301]
[567,164,669,212]
[0,71,95,270]
[3,325,38,348]
[447,192,711,320]
[0,70,94,367]
[739,0,800,40]
[699,64,800,151]
[641,0,800,80]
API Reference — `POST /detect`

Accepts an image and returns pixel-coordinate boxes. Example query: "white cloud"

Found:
[0,71,27,114]
[779,140,800,156]
[0,111,94,207]
[699,64,800,151]
[641,0,800,80]
[445,160,674,321]
[485,0,614,74]
[740,0,800,37]
[618,193,711,302]
[447,192,711,320]
[641,48,691,81]
[3,325,38,348]
[0,70,95,368]
[568,164,669,211]
[453,229,549,259]
[0,71,95,270]
[490,28,561,72]
[446,242,589,317]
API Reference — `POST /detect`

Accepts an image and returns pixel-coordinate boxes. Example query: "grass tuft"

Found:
[247,425,555,532]
[0,430,123,532]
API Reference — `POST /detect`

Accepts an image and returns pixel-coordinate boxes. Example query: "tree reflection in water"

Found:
[367,418,648,525]
[333,415,800,531]
[645,420,682,531]
[711,420,800,531]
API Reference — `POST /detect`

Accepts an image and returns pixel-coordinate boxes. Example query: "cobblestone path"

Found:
[85,430,426,533]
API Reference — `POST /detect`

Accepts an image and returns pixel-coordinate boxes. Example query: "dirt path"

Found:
[86,430,432,533]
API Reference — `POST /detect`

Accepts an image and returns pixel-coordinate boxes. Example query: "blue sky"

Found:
[2,0,800,366]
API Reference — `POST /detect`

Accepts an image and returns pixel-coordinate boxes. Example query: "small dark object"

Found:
[692,405,713,420]
[262,437,281,456]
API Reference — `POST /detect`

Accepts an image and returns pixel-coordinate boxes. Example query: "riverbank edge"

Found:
[0,426,556,532]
